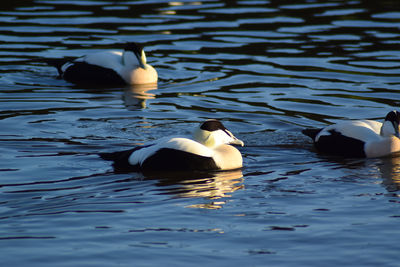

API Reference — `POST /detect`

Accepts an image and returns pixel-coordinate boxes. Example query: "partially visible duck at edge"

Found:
[100,119,244,172]
[50,42,157,85]
[302,110,400,158]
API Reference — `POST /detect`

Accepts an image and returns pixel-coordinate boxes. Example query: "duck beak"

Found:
[139,58,146,69]
[139,50,147,69]
[230,137,244,147]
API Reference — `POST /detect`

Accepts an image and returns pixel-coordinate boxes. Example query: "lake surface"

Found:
[1,0,400,266]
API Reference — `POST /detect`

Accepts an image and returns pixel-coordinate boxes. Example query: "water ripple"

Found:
[1,0,400,266]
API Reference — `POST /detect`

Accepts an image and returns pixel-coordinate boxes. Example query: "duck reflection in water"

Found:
[144,169,244,209]
[123,83,157,109]
[378,154,400,192]
[315,153,400,194]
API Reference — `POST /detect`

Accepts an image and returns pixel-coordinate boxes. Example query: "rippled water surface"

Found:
[1,0,400,266]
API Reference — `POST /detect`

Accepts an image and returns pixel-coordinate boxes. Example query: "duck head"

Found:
[123,42,147,69]
[381,110,400,138]
[193,119,244,148]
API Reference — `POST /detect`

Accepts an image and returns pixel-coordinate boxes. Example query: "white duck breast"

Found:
[55,42,158,85]
[100,120,244,172]
[302,111,400,158]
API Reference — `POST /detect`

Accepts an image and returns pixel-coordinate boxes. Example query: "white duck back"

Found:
[317,120,383,142]
[128,137,214,167]
[79,51,124,71]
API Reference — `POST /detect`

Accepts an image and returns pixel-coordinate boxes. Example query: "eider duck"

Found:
[100,119,244,172]
[52,42,157,85]
[302,110,400,158]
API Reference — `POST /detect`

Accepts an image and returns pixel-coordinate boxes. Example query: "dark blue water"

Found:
[1,0,400,266]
